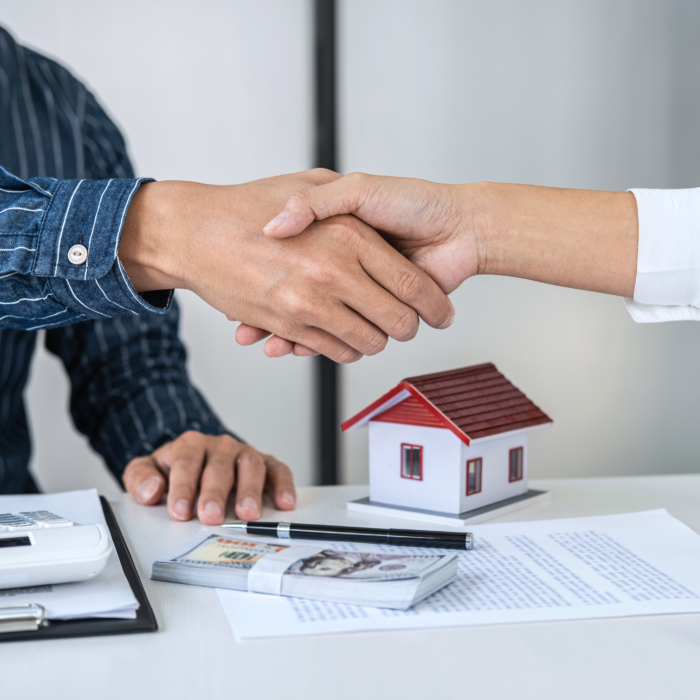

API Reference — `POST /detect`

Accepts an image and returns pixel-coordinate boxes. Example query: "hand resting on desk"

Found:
[122,431,295,525]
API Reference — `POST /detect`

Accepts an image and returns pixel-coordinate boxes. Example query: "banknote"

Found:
[176,535,443,581]
[153,531,459,610]
[286,550,444,580]
[176,537,287,570]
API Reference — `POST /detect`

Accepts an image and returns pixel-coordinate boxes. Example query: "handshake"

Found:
[119,170,638,362]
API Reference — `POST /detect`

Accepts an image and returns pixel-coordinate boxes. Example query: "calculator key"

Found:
[0,514,38,530]
[19,511,73,528]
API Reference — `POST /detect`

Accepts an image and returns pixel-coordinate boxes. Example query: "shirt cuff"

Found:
[34,176,172,318]
[626,188,700,323]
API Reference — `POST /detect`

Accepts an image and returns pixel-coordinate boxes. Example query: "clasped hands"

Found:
[119,169,470,365]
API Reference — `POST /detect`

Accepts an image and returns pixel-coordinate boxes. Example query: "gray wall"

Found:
[340,0,700,484]
[1,1,699,495]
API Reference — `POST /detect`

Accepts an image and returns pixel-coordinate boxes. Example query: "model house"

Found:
[343,363,553,524]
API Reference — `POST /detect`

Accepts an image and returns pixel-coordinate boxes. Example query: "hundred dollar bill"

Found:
[176,534,445,580]
[153,531,459,610]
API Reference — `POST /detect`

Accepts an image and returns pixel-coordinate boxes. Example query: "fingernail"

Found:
[279,490,296,507]
[203,501,223,520]
[173,498,191,520]
[239,497,259,516]
[438,314,454,330]
[137,477,160,503]
[263,211,287,231]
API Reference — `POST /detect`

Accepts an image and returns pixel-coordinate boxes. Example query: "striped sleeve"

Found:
[0,165,171,330]
[44,299,239,479]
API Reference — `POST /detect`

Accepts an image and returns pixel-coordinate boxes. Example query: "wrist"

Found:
[119,181,189,293]
[450,181,500,278]
[465,182,638,297]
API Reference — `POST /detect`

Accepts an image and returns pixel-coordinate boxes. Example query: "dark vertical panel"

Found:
[314,0,339,485]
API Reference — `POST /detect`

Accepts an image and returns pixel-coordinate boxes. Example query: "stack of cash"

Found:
[152,530,458,610]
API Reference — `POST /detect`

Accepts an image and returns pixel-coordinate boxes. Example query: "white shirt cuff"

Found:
[625,187,700,323]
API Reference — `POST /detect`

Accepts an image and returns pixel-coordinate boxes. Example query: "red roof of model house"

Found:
[342,363,552,446]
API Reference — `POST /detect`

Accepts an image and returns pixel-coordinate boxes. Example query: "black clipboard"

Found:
[0,496,158,643]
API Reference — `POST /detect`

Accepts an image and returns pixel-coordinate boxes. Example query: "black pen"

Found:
[220,521,473,550]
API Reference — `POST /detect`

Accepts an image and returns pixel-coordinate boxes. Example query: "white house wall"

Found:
[368,422,463,513]
[459,433,529,512]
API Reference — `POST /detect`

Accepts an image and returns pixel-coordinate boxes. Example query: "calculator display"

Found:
[0,536,31,548]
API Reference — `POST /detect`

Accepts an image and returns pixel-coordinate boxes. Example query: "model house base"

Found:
[347,489,550,527]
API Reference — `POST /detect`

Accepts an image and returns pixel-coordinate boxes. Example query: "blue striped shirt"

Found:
[0,25,231,493]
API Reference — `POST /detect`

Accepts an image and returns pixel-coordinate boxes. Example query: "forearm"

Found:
[471,183,639,297]
[45,300,236,480]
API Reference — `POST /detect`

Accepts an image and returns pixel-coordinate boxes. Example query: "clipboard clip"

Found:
[0,604,46,634]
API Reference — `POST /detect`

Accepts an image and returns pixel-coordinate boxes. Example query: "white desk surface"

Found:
[3,475,700,700]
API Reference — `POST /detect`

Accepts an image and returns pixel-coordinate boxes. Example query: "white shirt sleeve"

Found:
[624,188,700,322]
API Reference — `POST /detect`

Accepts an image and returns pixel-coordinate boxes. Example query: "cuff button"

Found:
[68,244,88,265]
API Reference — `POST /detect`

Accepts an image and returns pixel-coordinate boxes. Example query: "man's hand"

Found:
[118,170,454,363]
[122,431,295,525]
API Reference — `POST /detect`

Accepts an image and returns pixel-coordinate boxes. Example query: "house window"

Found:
[401,444,422,480]
[466,458,482,495]
[509,447,524,482]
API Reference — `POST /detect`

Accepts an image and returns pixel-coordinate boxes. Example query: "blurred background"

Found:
[1,0,699,496]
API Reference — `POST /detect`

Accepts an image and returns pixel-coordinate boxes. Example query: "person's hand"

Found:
[262,173,479,292]
[118,170,455,363]
[122,431,296,525]
[236,174,476,356]
[237,172,638,356]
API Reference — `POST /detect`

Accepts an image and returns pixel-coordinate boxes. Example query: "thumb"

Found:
[262,173,370,238]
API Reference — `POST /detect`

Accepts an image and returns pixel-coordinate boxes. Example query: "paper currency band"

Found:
[247,545,325,596]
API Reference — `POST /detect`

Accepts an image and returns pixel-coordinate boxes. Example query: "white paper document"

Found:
[0,489,139,620]
[217,509,700,639]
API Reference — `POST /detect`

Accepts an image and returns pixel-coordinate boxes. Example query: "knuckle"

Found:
[395,267,425,303]
[308,167,336,183]
[282,291,312,322]
[363,331,388,357]
[173,457,202,475]
[286,188,312,212]
[335,345,363,364]
[345,171,369,188]
[310,260,344,289]
[217,434,239,450]
[390,305,419,342]
[239,450,265,468]
[179,430,201,444]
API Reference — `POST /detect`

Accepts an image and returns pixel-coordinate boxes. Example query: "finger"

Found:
[299,216,445,340]
[263,174,371,238]
[263,457,296,511]
[259,334,318,358]
[295,302,388,358]
[123,456,167,505]
[234,450,268,520]
[162,439,207,521]
[197,437,238,525]
[292,343,318,356]
[263,335,294,357]
[236,323,272,346]
[246,311,364,363]
[353,223,455,330]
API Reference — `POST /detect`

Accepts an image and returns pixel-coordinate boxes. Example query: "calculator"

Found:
[0,511,112,589]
